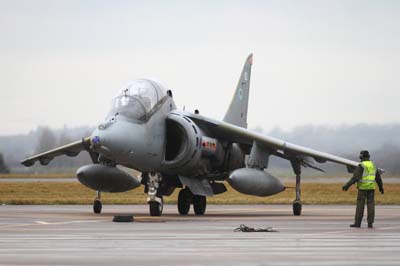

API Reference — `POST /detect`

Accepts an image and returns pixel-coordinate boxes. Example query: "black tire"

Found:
[178,189,192,215]
[149,198,163,216]
[193,195,206,215]
[93,199,102,214]
[293,201,302,216]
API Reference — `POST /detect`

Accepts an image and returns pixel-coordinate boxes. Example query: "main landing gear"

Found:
[177,188,192,215]
[177,188,207,215]
[291,159,302,216]
[93,191,102,214]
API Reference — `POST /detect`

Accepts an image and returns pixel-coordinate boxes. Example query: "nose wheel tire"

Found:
[178,188,193,215]
[293,201,302,216]
[149,198,163,216]
[193,195,206,215]
[93,199,102,214]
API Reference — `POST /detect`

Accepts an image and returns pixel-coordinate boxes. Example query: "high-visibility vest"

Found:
[358,160,376,190]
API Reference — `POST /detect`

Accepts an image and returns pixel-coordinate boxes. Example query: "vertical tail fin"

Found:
[223,53,253,128]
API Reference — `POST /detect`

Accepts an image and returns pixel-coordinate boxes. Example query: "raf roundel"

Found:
[92,136,101,144]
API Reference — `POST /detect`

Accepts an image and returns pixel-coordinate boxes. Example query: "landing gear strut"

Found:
[147,173,163,216]
[93,191,102,214]
[291,160,302,216]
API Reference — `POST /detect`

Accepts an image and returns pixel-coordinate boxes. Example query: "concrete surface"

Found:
[0,205,399,265]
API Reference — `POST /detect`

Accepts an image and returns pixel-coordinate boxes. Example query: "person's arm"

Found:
[343,165,362,191]
[376,170,384,194]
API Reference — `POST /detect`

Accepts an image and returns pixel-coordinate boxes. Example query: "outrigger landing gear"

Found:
[147,173,163,216]
[93,191,102,214]
[293,174,302,216]
[291,159,302,216]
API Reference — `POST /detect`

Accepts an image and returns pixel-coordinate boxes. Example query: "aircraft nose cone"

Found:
[90,120,149,166]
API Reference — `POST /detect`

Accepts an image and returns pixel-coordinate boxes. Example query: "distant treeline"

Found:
[0,124,399,175]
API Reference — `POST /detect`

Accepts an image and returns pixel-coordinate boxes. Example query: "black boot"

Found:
[368,223,373,228]
[350,224,361,228]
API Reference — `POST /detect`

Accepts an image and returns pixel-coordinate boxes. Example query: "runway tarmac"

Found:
[0,204,399,265]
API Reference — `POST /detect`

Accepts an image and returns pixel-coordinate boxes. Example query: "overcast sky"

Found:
[1,0,399,136]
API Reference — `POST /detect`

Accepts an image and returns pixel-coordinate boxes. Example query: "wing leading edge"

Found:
[21,137,92,167]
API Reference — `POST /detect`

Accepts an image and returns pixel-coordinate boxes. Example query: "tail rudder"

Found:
[223,53,253,128]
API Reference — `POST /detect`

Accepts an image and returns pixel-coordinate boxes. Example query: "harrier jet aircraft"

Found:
[22,54,361,216]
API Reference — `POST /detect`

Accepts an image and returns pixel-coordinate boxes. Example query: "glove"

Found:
[342,185,349,191]
[379,188,384,194]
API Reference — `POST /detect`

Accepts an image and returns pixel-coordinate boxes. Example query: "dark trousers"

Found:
[355,189,375,225]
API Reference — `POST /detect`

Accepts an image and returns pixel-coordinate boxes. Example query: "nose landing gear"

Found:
[149,198,163,216]
[146,173,163,216]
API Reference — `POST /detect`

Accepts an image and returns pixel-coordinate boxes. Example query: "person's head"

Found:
[359,150,371,161]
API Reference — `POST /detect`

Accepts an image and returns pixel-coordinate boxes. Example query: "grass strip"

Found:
[0,173,75,179]
[0,182,399,205]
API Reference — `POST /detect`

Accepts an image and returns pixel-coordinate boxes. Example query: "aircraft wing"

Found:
[182,112,360,173]
[21,137,92,167]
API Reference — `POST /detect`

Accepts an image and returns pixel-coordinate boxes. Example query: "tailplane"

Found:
[223,53,253,128]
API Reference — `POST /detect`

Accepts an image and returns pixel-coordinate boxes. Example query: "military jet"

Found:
[22,54,360,216]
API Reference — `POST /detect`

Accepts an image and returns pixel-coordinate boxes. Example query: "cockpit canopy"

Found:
[108,79,167,121]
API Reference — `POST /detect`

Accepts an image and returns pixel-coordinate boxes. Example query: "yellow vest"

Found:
[358,160,376,190]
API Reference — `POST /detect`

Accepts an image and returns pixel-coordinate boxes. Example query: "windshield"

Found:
[109,95,147,120]
[107,79,167,121]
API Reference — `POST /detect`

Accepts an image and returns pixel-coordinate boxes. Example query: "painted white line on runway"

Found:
[35,221,50,225]
[377,225,400,230]
[0,219,107,228]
